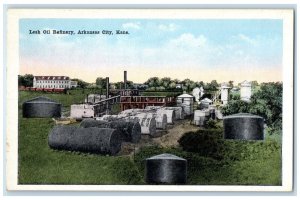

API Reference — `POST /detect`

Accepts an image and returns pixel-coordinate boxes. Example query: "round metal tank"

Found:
[164,107,184,120]
[193,110,206,126]
[23,96,61,118]
[145,153,187,184]
[176,94,194,116]
[48,126,122,155]
[157,109,175,124]
[223,113,264,140]
[98,115,119,121]
[80,119,141,143]
[135,113,156,136]
[146,112,168,130]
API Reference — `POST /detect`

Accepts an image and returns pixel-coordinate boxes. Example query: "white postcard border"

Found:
[6,8,294,192]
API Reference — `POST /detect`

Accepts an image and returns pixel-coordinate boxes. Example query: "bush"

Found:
[204,119,219,129]
[178,128,281,162]
[178,129,225,160]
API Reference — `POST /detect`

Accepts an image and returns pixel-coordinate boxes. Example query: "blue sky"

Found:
[19,19,283,83]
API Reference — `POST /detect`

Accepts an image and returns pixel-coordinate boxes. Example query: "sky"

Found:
[19,19,283,84]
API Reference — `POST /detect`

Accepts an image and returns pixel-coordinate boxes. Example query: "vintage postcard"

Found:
[6,9,294,192]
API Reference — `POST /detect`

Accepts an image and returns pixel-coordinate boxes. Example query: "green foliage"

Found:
[114,81,134,89]
[178,129,225,160]
[221,99,250,115]
[71,78,89,88]
[95,77,107,89]
[221,82,282,131]
[204,119,219,129]
[178,128,281,162]
[143,77,208,92]
[250,82,282,130]
[18,74,34,87]
[134,138,282,185]
[204,80,219,91]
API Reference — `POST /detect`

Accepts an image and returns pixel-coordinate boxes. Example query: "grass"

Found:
[18,118,143,184]
[18,89,282,185]
[19,90,142,184]
[134,138,282,185]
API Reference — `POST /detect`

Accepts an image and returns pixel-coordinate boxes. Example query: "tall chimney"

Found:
[124,71,127,90]
[106,77,109,99]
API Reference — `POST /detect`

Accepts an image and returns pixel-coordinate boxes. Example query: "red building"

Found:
[120,96,176,111]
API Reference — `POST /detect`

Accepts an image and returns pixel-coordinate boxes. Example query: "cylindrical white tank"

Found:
[157,109,175,124]
[134,113,157,136]
[146,112,168,130]
[97,115,119,121]
[240,81,252,102]
[176,94,194,116]
[193,110,206,126]
[164,107,184,120]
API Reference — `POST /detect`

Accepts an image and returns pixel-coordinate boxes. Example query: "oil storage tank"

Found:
[176,94,194,116]
[223,113,264,140]
[48,126,122,155]
[23,96,61,118]
[193,110,206,126]
[145,153,187,184]
[80,118,141,143]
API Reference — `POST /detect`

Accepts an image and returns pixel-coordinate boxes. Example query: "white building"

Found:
[240,80,252,102]
[221,83,231,105]
[33,76,78,89]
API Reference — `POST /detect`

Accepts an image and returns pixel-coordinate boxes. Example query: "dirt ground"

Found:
[119,119,200,156]
[152,119,200,148]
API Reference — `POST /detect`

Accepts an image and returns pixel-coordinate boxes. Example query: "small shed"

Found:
[23,96,61,118]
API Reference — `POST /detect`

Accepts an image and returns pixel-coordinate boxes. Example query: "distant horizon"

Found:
[20,19,282,84]
[18,73,282,85]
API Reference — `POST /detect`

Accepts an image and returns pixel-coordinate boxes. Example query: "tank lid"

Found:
[24,96,60,104]
[146,153,186,161]
[223,113,263,119]
[177,94,193,98]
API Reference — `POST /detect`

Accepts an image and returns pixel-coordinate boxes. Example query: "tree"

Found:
[252,81,259,87]
[71,78,89,88]
[114,82,124,90]
[204,80,219,91]
[249,82,282,130]
[195,81,204,88]
[228,80,234,88]
[169,81,177,89]
[221,82,282,132]
[181,78,195,92]
[18,74,34,87]
[144,77,161,90]
[95,77,107,89]
[161,77,171,89]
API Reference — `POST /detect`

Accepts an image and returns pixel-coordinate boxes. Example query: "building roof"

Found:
[34,76,70,80]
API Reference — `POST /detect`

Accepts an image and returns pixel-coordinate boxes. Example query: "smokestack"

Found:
[124,71,127,90]
[106,77,109,99]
